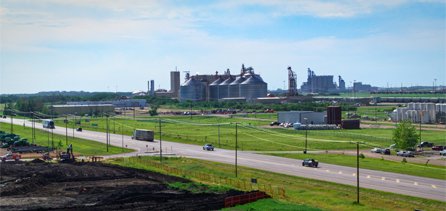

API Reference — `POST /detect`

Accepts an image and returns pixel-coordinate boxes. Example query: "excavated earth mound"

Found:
[0,162,242,210]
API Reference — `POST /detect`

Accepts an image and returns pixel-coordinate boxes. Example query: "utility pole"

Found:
[356,142,360,204]
[218,123,221,147]
[10,113,13,134]
[32,112,35,144]
[106,115,109,152]
[121,126,124,152]
[304,118,308,154]
[235,122,238,177]
[65,116,68,145]
[159,118,162,163]
[72,115,75,141]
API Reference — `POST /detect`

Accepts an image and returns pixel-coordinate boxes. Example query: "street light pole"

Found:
[106,115,109,152]
[235,122,238,177]
[65,116,68,145]
[10,113,13,134]
[121,126,124,152]
[356,142,360,204]
[159,118,162,163]
[304,118,308,154]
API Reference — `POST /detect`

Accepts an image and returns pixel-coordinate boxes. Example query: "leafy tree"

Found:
[392,121,419,150]
[149,104,159,116]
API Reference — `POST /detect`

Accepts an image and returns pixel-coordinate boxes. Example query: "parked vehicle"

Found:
[203,144,214,151]
[1,152,21,162]
[371,148,384,153]
[432,146,445,151]
[381,148,391,155]
[396,151,414,157]
[270,121,280,126]
[418,142,434,148]
[439,150,446,156]
[302,158,319,168]
[76,127,82,132]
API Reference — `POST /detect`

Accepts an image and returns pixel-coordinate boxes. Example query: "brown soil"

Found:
[0,162,242,210]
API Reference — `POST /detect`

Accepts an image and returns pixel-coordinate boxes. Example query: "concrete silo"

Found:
[228,76,245,98]
[218,76,234,99]
[179,77,206,102]
[239,74,267,101]
[209,77,223,101]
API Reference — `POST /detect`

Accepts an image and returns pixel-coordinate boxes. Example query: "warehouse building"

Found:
[277,111,326,124]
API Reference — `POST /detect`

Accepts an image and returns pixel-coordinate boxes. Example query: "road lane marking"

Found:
[414,182,418,186]
[381,177,385,181]
[338,171,342,174]
[367,175,371,179]
[432,185,437,189]
[396,179,400,183]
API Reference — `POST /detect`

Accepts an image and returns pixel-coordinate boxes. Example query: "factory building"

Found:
[353,82,378,92]
[277,111,326,124]
[179,64,268,102]
[390,103,446,124]
[300,68,337,93]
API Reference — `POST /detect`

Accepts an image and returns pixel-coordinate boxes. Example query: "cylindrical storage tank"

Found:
[228,76,245,98]
[327,106,342,125]
[218,76,234,99]
[239,75,267,101]
[179,77,205,102]
[415,103,422,110]
[209,77,223,101]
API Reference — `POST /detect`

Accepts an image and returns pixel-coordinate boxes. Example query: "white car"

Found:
[371,148,383,153]
[440,150,446,156]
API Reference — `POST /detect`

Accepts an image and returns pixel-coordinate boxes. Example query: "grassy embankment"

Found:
[110,156,446,211]
[52,115,445,152]
[0,122,133,156]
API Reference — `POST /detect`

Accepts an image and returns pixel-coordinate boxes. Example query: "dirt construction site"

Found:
[0,161,243,210]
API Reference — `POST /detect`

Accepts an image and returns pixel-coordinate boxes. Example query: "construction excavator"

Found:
[59,144,75,163]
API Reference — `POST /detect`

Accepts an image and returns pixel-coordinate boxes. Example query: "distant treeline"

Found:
[1,92,131,114]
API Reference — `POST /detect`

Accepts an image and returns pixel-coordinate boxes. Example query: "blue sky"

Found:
[0,0,445,94]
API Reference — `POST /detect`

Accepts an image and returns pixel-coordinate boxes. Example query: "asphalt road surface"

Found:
[1,118,445,202]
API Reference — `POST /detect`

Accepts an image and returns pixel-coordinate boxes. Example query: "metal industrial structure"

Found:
[287,66,298,96]
[170,71,180,98]
[390,103,446,124]
[179,64,268,102]
[277,111,326,124]
[327,106,342,125]
[300,68,337,93]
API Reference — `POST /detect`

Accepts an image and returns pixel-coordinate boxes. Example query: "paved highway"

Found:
[1,118,445,201]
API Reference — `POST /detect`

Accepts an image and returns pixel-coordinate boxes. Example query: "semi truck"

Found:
[132,129,154,141]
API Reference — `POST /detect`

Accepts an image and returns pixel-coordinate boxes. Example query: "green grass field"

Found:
[50,115,445,152]
[267,153,446,180]
[110,156,445,211]
[0,122,133,156]
[222,198,321,211]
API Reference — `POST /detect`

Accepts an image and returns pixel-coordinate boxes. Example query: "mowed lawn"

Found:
[0,122,133,156]
[52,115,446,152]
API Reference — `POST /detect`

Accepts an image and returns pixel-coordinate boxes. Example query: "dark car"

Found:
[203,144,214,151]
[270,121,280,126]
[76,127,82,132]
[302,158,319,168]
[381,148,391,155]
[418,142,434,148]
[432,146,444,151]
